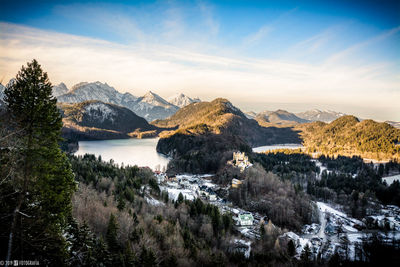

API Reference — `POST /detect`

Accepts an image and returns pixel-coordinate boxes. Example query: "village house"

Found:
[238,213,254,226]
[208,192,217,202]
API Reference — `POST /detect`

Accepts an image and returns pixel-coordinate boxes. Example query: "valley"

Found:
[1,76,399,266]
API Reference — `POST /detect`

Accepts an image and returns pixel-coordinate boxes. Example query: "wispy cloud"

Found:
[53,4,146,43]
[287,26,339,56]
[198,1,219,36]
[325,25,400,65]
[243,25,273,47]
[0,22,399,121]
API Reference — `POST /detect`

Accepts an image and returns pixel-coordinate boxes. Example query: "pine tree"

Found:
[300,243,312,265]
[287,239,296,257]
[106,213,120,253]
[1,59,76,265]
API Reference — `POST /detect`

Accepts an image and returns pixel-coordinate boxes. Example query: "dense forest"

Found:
[2,60,400,266]
[224,164,316,231]
[157,131,252,174]
[253,151,400,216]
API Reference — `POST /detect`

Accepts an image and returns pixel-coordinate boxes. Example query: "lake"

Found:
[252,144,304,153]
[75,138,170,170]
[383,174,400,186]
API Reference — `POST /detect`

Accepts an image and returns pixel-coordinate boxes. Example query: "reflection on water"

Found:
[75,138,170,170]
[252,144,304,153]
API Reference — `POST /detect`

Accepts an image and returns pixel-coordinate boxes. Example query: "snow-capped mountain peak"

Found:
[58,81,122,105]
[167,93,201,108]
[56,82,180,121]
[140,91,174,108]
[52,82,69,97]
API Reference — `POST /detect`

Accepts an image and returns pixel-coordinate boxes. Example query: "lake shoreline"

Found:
[74,138,170,170]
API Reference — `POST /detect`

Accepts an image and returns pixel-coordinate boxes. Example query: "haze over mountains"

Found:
[0,80,398,130]
[255,109,309,126]
[296,109,345,122]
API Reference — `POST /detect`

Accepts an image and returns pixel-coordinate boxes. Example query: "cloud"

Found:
[325,25,400,65]
[197,1,219,36]
[287,26,339,55]
[243,25,273,47]
[0,22,399,121]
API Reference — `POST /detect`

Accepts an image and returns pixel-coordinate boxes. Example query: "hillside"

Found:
[153,98,301,147]
[154,98,301,173]
[298,115,400,160]
[255,109,309,126]
[59,100,158,140]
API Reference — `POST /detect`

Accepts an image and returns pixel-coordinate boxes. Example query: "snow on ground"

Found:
[198,174,214,178]
[159,186,196,201]
[233,239,252,258]
[203,181,217,188]
[317,202,347,218]
[145,196,165,206]
[317,202,362,225]
[343,225,358,232]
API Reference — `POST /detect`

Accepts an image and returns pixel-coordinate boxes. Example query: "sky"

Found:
[0,0,399,121]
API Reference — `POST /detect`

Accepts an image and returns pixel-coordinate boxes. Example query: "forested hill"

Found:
[155,98,301,174]
[298,115,400,160]
[153,98,300,147]
[59,100,159,140]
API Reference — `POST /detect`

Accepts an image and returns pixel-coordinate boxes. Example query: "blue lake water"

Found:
[75,138,170,170]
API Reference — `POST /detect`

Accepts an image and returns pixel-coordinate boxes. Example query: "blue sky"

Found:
[0,0,399,120]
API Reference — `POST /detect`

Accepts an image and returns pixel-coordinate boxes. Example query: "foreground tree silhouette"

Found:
[1,59,75,265]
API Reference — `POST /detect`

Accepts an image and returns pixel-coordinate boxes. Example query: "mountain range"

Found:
[1,79,398,134]
[54,81,198,122]
[59,100,159,140]
[167,93,200,108]
[246,108,345,126]
[255,109,309,126]
[296,109,345,122]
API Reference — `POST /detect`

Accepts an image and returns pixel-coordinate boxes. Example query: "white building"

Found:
[238,213,254,226]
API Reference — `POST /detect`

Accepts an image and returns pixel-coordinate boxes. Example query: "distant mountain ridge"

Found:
[296,109,344,123]
[52,82,69,97]
[255,109,309,126]
[59,100,158,140]
[386,121,400,129]
[167,93,200,108]
[55,81,184,122]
